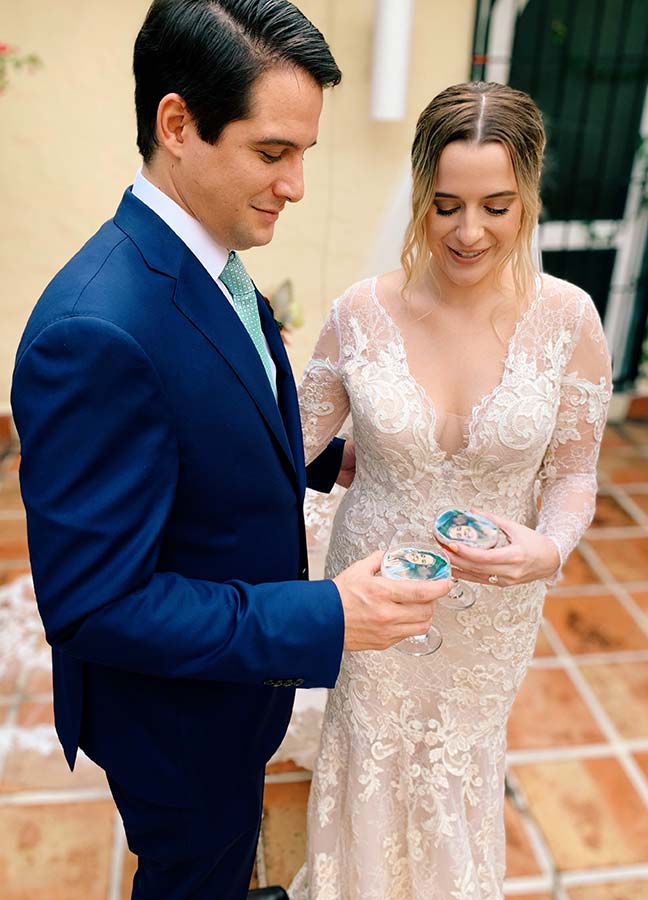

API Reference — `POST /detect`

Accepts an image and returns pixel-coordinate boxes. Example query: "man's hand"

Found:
[333,551,452,651]
[336,439,356,488]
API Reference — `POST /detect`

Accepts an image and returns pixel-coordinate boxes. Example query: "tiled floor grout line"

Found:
[504,768,556,892]
[0,567,20,779]
[542,617,648,808]
[20,691,54,703]
[579,536,648,634]
[0,700,19,786]
[616,483,648,493]
[0,660,28,786]
[531,648,648,668]
[0,787,112,805]
[559,862,648,887]
[604,482,648,526]
[598,445,644,457]
[577,540,648,635]
[265,769,312,785]
[508,739,648,765]
[549,580,648,596]
[502,875,553,895]
[255,814,269,889]
[585,525,648,539]
[612,583,648,635]
[108,811,127,900]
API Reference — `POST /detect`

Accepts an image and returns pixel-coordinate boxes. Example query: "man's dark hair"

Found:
[133,0,342,162]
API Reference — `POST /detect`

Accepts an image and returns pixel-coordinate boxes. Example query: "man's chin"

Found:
[255,223,276,246]
[233,226,275,251]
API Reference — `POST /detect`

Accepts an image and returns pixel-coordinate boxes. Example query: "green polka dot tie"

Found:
[220,251,275,389]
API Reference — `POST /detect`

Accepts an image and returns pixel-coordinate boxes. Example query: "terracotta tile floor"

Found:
[2,423,648,898]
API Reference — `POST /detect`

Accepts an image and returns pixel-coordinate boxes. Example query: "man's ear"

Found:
[155,93,191,159]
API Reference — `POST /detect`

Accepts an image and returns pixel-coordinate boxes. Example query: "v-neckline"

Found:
[366,275,542,463]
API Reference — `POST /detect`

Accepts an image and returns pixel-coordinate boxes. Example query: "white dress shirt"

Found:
[132,170,278,397]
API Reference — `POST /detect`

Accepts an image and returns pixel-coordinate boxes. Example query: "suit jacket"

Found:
[11,189,345,841]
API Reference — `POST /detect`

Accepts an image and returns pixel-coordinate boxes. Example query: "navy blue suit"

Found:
[12,189,345,897]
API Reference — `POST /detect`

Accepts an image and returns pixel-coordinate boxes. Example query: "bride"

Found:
[290,82,611,899]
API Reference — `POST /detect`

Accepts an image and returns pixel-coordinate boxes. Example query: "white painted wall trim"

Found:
[370,0,415,120]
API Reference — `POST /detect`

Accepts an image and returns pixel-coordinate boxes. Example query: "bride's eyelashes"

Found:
[434,205,511,217]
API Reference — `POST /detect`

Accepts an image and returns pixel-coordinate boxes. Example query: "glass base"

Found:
[395,628,443,656]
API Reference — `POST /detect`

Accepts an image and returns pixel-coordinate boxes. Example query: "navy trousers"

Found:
[108,775,262,900]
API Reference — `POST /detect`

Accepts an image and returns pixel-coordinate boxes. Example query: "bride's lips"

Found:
[447,246,490,264]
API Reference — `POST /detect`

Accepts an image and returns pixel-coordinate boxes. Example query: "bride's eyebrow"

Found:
[434,191,518,200]
[484,191,517,199]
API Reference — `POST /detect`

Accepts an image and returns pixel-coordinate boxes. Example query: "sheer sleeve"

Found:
[298,301,350,466]
[537,296,612,572]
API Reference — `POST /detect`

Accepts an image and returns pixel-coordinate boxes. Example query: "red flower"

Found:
[0,44,12,54]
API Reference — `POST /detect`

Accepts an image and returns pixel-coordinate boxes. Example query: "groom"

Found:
[11,1,449,898]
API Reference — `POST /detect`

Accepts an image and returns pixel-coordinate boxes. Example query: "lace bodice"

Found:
[299,273,611,571]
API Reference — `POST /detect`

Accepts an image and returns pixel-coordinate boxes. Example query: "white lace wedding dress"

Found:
[289,273,611,900]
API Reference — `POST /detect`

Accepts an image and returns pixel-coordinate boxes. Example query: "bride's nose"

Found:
[455,209,484,247]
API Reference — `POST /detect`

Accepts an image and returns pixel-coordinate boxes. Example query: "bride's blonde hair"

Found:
[401,82,546,300]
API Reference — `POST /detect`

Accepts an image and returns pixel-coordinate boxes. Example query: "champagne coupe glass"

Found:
[433,508,504,610]
[382,528,447,656]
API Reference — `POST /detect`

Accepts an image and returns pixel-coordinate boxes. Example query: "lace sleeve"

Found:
[537,296,612,571]
[298,301,350,466]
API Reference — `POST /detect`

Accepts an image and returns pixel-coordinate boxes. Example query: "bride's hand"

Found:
[336,439,356,488]
[444,509,561,587]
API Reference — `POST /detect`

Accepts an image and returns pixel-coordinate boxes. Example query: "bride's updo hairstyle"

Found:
[401,81,546,299]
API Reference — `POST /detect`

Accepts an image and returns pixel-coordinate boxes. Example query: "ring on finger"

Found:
[488,574,499,585]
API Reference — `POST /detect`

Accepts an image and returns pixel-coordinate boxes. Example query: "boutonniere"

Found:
[260,293,285,331]
[260,280,303,347]
[267,280,303,330]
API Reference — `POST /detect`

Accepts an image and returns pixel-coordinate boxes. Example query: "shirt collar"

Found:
[132,169,229,284]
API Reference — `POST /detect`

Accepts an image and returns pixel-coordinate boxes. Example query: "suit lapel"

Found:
[173,253,297,478]
[257,296,305,496]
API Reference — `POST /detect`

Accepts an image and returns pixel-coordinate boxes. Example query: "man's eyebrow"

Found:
[434,190,518,200]
[254,138,318,149]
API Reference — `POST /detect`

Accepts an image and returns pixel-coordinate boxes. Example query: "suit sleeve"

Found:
[12,315,344,687]
[305,437,345,493]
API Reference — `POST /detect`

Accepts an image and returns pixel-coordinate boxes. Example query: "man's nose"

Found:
[274,159,305,203]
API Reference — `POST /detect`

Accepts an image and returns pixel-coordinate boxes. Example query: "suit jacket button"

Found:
[294,678,304,687]
[263,679,277,687]
[300,567,307,578]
